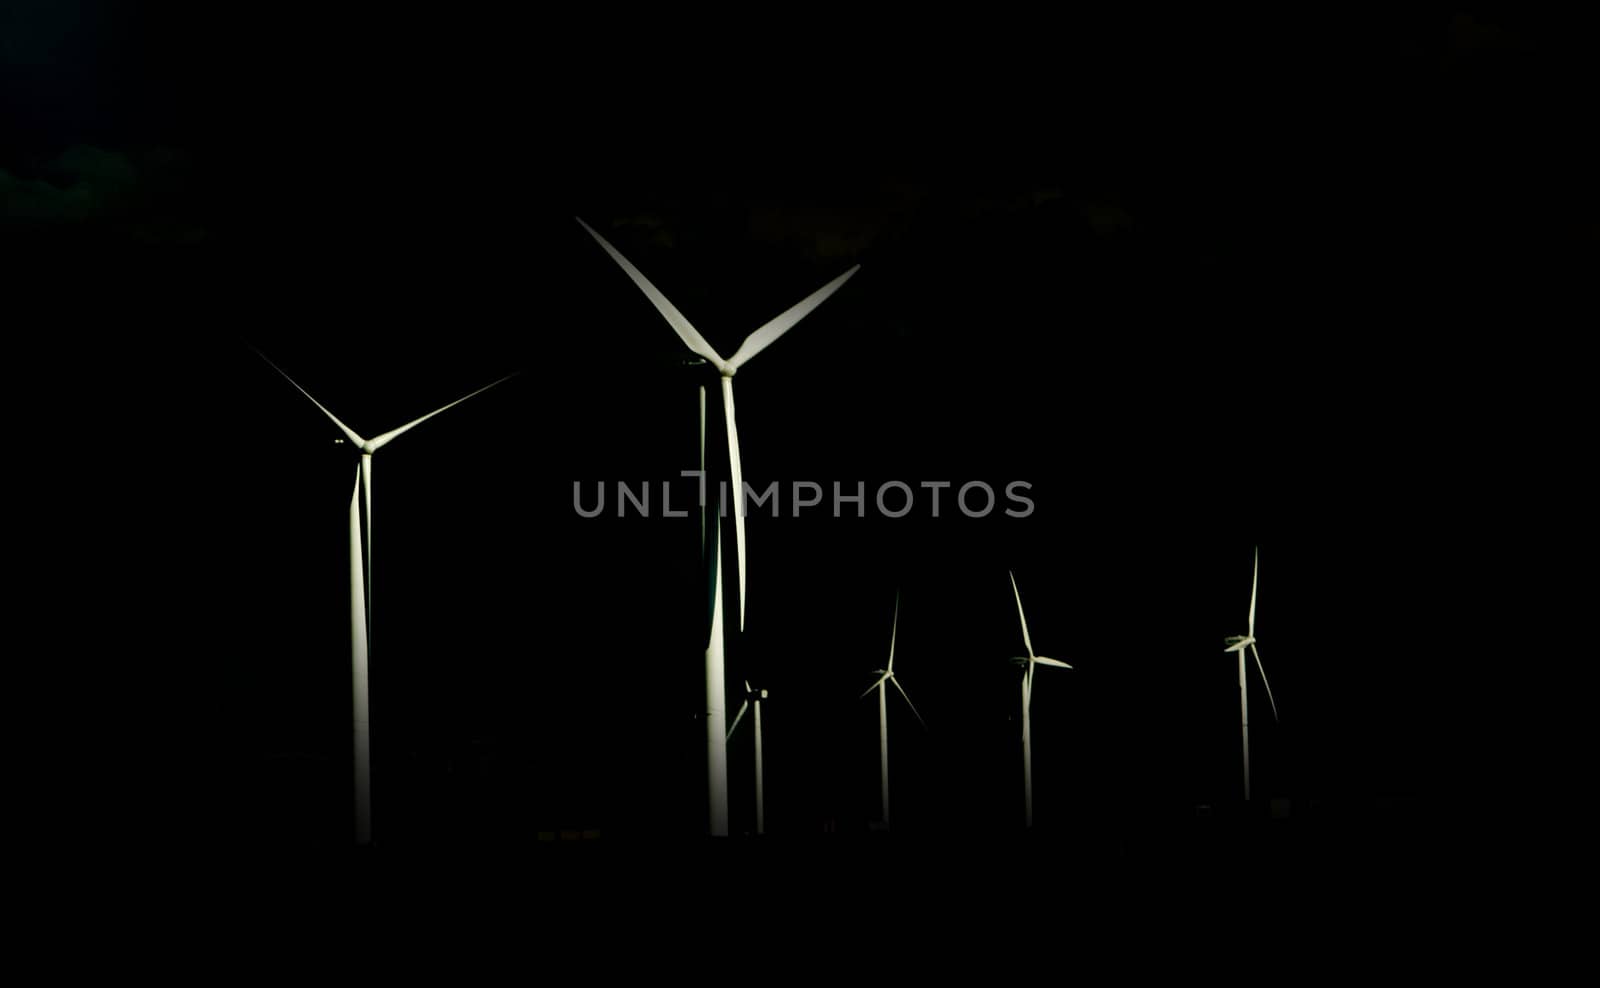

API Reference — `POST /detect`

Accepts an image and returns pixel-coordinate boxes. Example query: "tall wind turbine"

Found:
[859,592,925,830]
[1224,546,1279,802]
[257,349,516,844]
[1009,571,1072,830]
[577,217,859,836]
[727,680,768,835]
[576,216,859,632]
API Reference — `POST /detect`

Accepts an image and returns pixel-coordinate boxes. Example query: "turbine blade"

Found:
[576,217,727,371]
[1025,658,1035,713]
[859,673,890,700]
[1248,546,1258,637]
[349,466,368,650]
[361,456,373,630]
[698,385,707,554]
[1009,570,1036,659]
[727,700,749,740]
[704,512,721,647]
[254,348,365,447]
[367,372,519,451]
[721,378,746,632]
[1034,656,1073,669]
[889,676,927,731]
[724,265,861,371]
[888,590,900,673]
[1250,642,1279,722]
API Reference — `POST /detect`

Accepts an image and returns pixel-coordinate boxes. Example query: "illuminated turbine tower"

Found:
[726,679,769,835]
[1008,571,1072,829]
[1223,546,1279,801]
[859,591,926,830]
[258,350,516,844]
[577,217,858,836]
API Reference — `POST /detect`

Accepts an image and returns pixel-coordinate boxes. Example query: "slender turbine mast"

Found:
[577,217,858,836]
[1009,571,1072,830]
[859,591,926,830]
[727,680,769,835]
[258,349,516,844]
[1223,547,1279,801]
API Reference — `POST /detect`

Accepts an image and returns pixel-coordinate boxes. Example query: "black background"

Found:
[8,6,1586,911]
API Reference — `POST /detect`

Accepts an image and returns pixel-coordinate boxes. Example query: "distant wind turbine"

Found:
[1009,571,1072,830]
[727,679,769,835]
[1224,546,1278,802]
[859,592,925,830]
[256,349,516,844]
[577,217,858,836]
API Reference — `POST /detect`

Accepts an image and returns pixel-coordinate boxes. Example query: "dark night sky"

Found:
[10,6,1587,858]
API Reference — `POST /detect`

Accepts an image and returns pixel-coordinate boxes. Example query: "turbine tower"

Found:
[577,217,858,836]
[257,349,516,844]
[859,592,925,830]
[348,467,369,843]
[1224,546,1279,802]
[1009,571,1072,830]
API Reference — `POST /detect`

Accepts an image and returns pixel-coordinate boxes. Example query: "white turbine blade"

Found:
[889,676,928,731]
[576,217,727,371]
[1009,570,1036,659]
[255,348,366,447]
[727,699,749,740]
[367,372,519,451]
[887,590,900,673]
[1024,659,1035,715]
[361,455,373,625]
[721,378,746,631]
[724,265,861,372]
[349,466,368,645]
[1034,656,1073,669]
[703,511,721,647]
[698,385,707,549]
[1250,642,1279,722]
[859,673,890,700]
[1248,546,1259,637]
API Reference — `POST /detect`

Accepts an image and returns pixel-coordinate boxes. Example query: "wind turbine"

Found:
[577,217,858,836]
[1009,571,1072,830]
[859,592,925,830]
[1224,546,1278,802]
[256,349,516,844]
[727,680,769,835]
[575,216,859,632]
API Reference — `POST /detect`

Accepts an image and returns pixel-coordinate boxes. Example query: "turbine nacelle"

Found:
[1224,634,1255,653]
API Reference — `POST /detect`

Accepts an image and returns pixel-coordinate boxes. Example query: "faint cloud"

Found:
[0,166,94,221]
[1079,200,1135,236]
[1446,11,1533,60]
[1,144,206,241]
[612,212,676,249]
